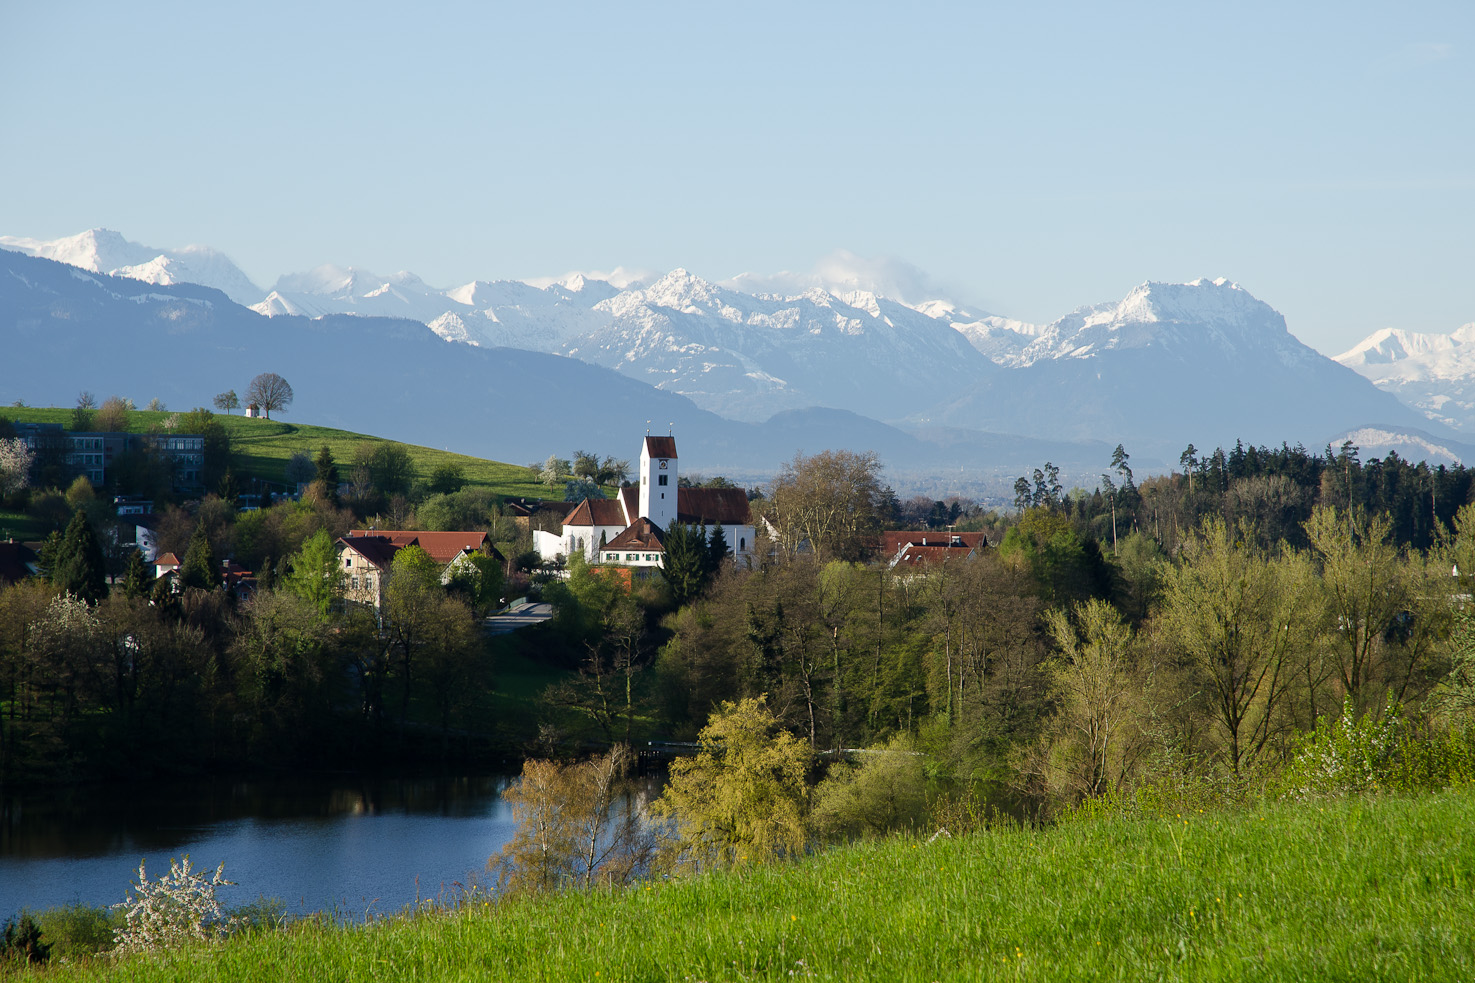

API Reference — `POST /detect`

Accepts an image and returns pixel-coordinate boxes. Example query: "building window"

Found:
[740,537,746,551]
[658,475,667,486]
[351,577,359,589]
[344,558,352,567]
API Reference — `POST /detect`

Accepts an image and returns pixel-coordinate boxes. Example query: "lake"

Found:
[0,774,521,921]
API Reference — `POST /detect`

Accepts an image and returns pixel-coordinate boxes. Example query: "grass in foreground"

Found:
[29,790,1475,982]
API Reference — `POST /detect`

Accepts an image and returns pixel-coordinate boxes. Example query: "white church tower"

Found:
[638,434,679,530]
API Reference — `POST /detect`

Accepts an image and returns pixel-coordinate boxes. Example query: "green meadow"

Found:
[24,790,1475,982]
[0,407,547,500]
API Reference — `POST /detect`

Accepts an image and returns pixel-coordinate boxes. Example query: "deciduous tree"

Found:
[653,696,810,869]
[245,373,293,419]
[766,449,888,561]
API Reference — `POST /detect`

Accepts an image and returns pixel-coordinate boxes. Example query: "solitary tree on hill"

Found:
[246,373,293,419]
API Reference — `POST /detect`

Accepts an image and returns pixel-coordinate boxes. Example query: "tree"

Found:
[428,463,467,495]
[540,455,568,487]
[112,857,238,953]
[1158,519,1312,775]
[146,398,166,412]
[357,442,415,497]
[661,523,711,605]
[284,452,315,487]
[71,392,96,432]
[282,529,345,618]
[213,390,240,414]
[811,736,928,839]
[51,509,107,604]
[314,445,339,487]
[653,696,810,869]
[245,373,293,419]
[95,395,130,433]
[174,408,232,487]
[1305,504,1434,714]
[179,523,218,591]
[491,747,653,893]
[121,549,153,599]
[1037,599,1146,800]
[0,438,35,498]
[766,449,889,560]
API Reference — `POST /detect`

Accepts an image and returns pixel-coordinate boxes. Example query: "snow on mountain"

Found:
[561,268,997,422]
[0,228,262,305]
[255,266,618,350]
[1328,426,1475,468]
[720,249,948,309]
[920,277,1442,458]
[1335,324,1475,432]
[953,278,1315,370]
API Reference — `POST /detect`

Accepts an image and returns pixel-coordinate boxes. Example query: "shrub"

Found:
[34,903,116,961]
[112,857,240,953]
[1,914,50,965]
[812,738,928,839]
[1281,697,1402,799]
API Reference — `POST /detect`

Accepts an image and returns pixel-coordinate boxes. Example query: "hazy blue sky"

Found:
[2,0,1470,354]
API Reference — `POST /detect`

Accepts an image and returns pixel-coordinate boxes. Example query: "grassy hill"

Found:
[31,790,1475,981]
[0,406,548,500]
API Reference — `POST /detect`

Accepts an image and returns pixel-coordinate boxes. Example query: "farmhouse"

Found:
[533,435,756,569]
[337,529,505,609]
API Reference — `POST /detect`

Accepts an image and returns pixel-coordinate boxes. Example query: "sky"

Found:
[1,0,1471,355]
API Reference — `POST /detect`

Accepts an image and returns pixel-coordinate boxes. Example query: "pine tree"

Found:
[53,509,107,604]
[706,523,729,575]
[122,549,153,599]
[661,524,708,606]
[179,524,218,591]
[314,445,339,487]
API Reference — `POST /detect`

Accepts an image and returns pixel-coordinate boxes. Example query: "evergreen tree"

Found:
[179,524,218,591]
[122,548,153,599]
[52,509,107,604]
[706,523,729,575]
[662,524,708,606]
[314,445,339,487]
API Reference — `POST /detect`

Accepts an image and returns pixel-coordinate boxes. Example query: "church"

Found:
[532,435,757,569]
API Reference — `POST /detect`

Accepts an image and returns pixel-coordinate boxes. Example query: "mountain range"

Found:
[2,228,1470,482]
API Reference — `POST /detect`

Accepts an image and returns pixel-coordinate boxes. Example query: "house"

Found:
[153,552,182,579]
[0,540,40,585]
[336,529,506,609]
[532,434,757,571]
[881,531,987,570]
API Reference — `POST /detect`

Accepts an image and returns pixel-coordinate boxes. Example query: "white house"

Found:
[533,434,757,568]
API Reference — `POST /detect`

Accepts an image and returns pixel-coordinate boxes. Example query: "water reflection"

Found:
[0,774,518,920]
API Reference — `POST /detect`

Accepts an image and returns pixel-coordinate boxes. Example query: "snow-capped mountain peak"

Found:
[954,277,1299,369]
[0,228,262,304]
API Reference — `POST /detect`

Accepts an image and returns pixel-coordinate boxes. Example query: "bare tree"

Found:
[246,373,293,419]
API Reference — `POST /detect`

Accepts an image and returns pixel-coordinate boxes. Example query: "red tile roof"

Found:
[678,488,751,526]
[603,518,666,552]
[620,486,639,522]
[348,530,493,566]
[880,531,987,557]
[507,499,577,519]
[562,499,628,528]
[155,552,182,567]
[644,435,678,460]
[339,535,401,569]
[891,543,977,568]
